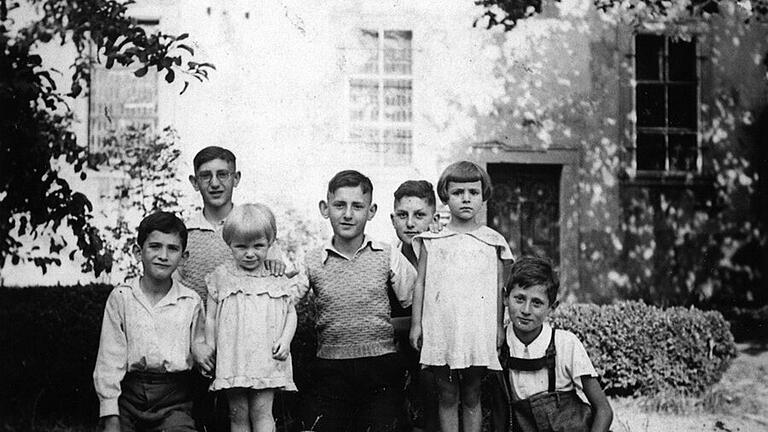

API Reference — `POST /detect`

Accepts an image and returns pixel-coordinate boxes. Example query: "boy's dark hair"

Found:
[393,180,436,209]
[328,170,373,196]
[137,211,189,251]
[193,146,237,172]
[436,161,493,203]
[505,255,559,304]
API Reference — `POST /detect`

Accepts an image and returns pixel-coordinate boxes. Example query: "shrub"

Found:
[0,284,112,424]
[719,305,768,342]
[550,301,738,397]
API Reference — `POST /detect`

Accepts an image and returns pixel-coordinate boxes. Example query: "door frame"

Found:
[463,142,581,299]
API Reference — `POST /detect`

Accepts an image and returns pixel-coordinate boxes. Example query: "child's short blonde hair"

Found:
[436,161,493,203]
[222,203,277,244]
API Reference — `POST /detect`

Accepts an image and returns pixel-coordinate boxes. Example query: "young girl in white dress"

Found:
[203,203,297,432]
[410,161,514,432]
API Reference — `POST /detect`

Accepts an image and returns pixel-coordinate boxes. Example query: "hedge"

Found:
[0,287,739,426]
[551,301,738,397]
[0,284,112,424]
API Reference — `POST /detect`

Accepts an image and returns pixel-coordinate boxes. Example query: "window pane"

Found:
[349,79,379,121]
[636,133,666,171]
[635,34,663,80]
[636,84,665,127]
[668,84,697,129]
[382,128,412,156]
[669,134,697,171]
[89,65,158,151]
[383,79,412,122]
[668,38,696,81]
[350,126,380,144]
[383,30,412,75]
[350,29,379,74]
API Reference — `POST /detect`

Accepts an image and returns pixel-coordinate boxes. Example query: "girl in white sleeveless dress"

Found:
[410,161,514,432]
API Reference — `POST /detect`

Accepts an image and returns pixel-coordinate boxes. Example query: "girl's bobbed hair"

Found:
[436,161,493,203]
[222,203,277,244]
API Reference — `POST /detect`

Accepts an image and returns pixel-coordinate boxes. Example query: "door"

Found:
[487,163,561,264]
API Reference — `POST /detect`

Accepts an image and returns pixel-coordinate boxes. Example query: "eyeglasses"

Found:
[196,171,234,184]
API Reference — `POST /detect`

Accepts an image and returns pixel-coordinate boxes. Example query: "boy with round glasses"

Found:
[178,146,287,432]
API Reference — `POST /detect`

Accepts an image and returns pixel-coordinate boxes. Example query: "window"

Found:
[347,29,413,163]
[633,34,699,173]
[88,19,160,152]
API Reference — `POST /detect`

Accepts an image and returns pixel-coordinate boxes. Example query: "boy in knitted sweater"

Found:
[296,170,417,432]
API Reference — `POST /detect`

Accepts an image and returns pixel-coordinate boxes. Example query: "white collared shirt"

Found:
[506,322,597,403]
[93,279,204,417]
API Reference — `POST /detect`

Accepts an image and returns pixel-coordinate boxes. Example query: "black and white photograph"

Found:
[1,0,767,431]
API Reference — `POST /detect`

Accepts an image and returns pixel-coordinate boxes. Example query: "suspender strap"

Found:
[506,328,558,392]
[544,329,556,392]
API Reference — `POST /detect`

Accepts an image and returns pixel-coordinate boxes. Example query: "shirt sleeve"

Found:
[190,294,206,350]
[93,289,128,418]
[288,263,310,306]
[567,333,598,380]
[389,245,416,308]
[290,261,311,302]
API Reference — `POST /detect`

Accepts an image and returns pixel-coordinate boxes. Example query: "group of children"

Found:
[93,147,613,432]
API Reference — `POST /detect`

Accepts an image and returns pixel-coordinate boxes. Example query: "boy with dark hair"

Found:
[297,170,417,432]
[501,256,613,432]
[389,180,439,432]
[94,211,204,432]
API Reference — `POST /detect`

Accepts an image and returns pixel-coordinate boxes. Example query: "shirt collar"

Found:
[129,278,194,308]
[321,235,384,262]
[508,322,553,357]
[186,208,230,231]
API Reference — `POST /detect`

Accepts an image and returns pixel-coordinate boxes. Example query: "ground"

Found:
[610,342,768,432]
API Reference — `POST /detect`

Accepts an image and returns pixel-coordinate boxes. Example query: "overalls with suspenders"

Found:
[498,329,593,432]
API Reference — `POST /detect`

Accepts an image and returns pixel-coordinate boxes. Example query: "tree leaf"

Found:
[134,65,148,77]
[165,69,175,83]
[177,44,194,55]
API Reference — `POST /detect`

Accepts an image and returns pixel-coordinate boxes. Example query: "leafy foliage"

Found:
[95,125,189,278]
[551,301,738,396]
[476,0,768,33]
[0,0,213,276]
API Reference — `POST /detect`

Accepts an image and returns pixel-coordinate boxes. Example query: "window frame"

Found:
[628,32,703,178]
[87,18,161,154]
[345,27,414,163]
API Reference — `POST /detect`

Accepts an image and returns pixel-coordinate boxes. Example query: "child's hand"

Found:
[409,324,422,350]
[428,218,443,233]
[272,337,290,361]
[100,415,121,432]
[192,343,215,377]
[265,259,286,276]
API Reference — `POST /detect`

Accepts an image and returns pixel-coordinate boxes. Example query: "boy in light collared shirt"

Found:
[94,212,205,432]
[501,255,613,432]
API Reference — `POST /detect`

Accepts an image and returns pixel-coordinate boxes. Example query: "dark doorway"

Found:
[487,163,561,264]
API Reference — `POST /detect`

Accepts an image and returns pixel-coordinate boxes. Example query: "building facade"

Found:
[5,0,766,307]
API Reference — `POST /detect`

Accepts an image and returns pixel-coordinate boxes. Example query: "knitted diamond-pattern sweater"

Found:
[305,244,395,359]
[179,227,232,305]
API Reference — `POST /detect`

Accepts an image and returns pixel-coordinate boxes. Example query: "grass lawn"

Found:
[611,342,768,432]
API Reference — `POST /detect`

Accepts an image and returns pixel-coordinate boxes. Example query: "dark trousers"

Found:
[118,371,196,432]
[191,373,229,432]
[510,390,593,432]
[304,353,406,432]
